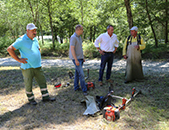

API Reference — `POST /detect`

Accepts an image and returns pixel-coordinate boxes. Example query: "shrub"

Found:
[40,41,70,57]
[0,36,15,56]
[142,40,169,59]
[83,40,100,58]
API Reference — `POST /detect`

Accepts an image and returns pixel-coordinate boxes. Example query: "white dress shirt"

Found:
[94,32,119,52]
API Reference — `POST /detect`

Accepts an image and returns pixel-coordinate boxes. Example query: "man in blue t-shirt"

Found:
[7,23,55,105]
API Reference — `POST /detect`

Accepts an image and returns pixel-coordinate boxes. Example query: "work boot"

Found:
[83,91,88,96]
[106,79,114,83]
[29,100,37,105]
[75,88,81,91]
[42,97,56,102]
[124,81,130,84]
[98,81,103,86]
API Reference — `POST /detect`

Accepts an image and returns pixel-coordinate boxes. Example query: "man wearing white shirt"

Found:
[94,25,119,86]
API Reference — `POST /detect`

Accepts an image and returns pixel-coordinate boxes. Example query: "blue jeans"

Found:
[99,52,114,81]
[72,59,87,92]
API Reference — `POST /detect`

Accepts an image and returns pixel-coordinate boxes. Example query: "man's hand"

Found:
[75,60,79,66]
[123,55,128,59]
[7,45,28,64]
[113,47,117,54]
[99,50,105,55]
[19,58,28,64]
[134,45,140,50]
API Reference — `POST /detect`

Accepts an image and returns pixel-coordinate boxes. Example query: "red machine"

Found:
[86,81,95,90]
[54,82,61,88]
[85,69,95,90]
[102,86,141,121]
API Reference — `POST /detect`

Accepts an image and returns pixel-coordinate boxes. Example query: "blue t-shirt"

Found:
[12,34,41,69]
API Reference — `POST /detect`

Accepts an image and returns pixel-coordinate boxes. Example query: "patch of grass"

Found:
[0,66,169,130]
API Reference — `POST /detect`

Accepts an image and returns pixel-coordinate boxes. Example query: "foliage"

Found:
[0,36,15,56]
[83,40,100,58]
[0,0,31,37]
[0,0,168,45]
[40,40,70,57]
[142,40,169,59]
[0,0,168,58]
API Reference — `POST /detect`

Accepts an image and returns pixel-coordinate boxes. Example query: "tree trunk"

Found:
[165,0,168,44]
[47,0,55,49]
[69,26,71,38]
[124,0,133,29]
[90,26,93,42]
[37,12,44,45]
[80,0,83,25]
[53,25,58,43]
[145,0,158,47]
[80,0,84,40]
[40,24,44,45]
[27,0,38,24]
[60,38,63,43]
[93,26,96,42]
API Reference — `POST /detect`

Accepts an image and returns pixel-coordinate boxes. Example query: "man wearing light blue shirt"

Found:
[7,23,55,105]
[95,25,119,86]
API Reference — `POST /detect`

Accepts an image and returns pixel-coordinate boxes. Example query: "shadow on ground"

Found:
[0,66,169,129]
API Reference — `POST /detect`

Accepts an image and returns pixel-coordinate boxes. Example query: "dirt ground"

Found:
[0,58,169,130]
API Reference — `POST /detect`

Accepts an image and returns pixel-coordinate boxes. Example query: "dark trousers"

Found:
[99,52,114,81]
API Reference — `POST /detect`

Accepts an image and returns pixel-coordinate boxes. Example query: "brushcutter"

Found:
[101,84,141,121]
[51,77,62,88]
[54,82,62,88]
[54,72,72,88]
[85,69,95,90]
[54,71,74,88]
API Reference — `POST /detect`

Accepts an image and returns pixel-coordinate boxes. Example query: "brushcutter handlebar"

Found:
[132,87,136,97]
[85,69,89,80]
[68,71,74,79]
[126,90,142,105]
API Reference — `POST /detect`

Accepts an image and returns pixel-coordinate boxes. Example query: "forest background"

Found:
[0,0,168,59]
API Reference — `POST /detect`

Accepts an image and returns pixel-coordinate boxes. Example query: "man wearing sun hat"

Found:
[7,23,56,105]
[122,26,146,84]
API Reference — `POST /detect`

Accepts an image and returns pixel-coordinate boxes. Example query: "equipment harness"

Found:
[126,35,141,52]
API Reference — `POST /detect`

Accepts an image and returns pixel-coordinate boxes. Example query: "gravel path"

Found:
[0,57,169,74]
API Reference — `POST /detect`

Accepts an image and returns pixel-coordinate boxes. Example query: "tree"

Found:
[145,0,158,47]
[27,0,38,24]
[39,0,60,48]
[26,0,45,44]
[52,0,78,43]
[165,0,168,44]
[0,0,168,51]
[124,0,133,29]
[0,0,32,37]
